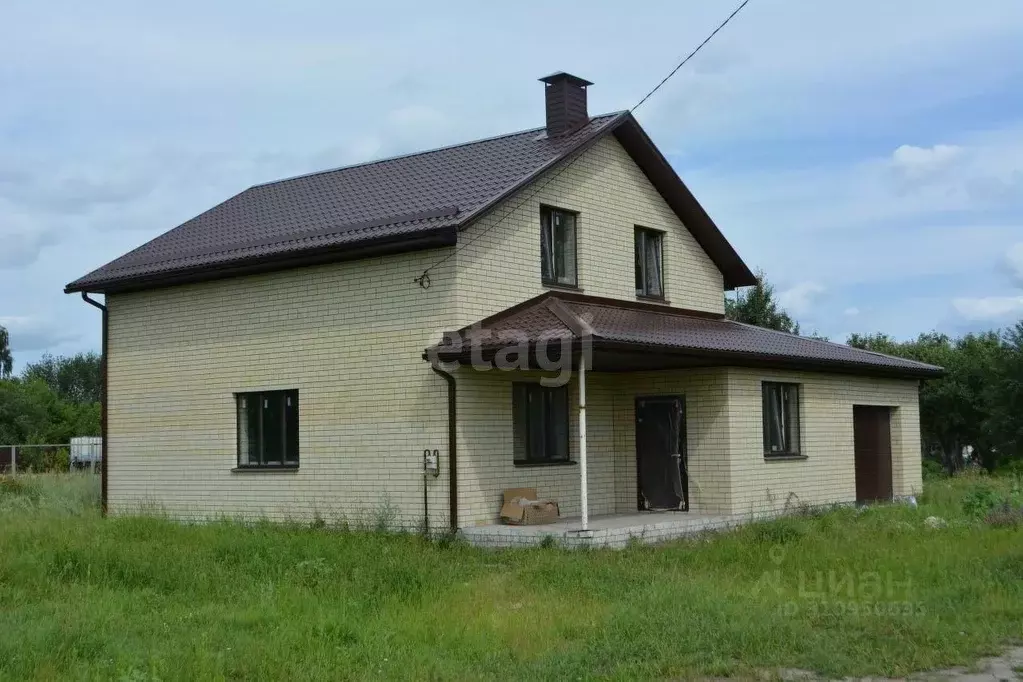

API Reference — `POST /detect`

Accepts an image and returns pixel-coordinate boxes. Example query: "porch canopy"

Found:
[427,291,943,378]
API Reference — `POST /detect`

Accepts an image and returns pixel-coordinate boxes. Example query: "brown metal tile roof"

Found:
[433,293,943,378]
[66,112,757,294]
[66,113,626,293]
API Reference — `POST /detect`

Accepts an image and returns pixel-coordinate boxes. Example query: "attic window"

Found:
[635,227,664,298]
[540,206,577,287]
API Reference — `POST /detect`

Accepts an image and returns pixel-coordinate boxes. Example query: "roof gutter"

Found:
[429,362,458,533]
[429,339,943,381]
[65,226,458,295]
[80,292,108,516]
[591,340,946,379]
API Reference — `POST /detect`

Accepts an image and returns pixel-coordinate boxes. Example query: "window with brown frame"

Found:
[237,390,299,468]
[634,227,664,298]
[512,383,570,464]
[540,206,578,287]
[762,382,800,456]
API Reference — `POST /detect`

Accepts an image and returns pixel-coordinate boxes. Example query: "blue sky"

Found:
[2,0,1022,371]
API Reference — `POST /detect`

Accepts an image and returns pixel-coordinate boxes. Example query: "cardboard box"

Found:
[500,487,560,525]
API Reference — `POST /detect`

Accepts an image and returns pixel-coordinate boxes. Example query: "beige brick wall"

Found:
[455,369,609,525]
[454,365,924,526]
[454,134,726,327]
[103,127,924,531]
[724,368,923,516]
[609,369,734,516]
[104,132,734,528]
[106,249,456,528]
[456,368,736,526]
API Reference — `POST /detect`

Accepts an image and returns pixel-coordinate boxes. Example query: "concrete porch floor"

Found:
[459,511,738,549]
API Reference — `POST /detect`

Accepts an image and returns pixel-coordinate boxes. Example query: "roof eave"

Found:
[611,115,757,290]
[427,336,943,380]
[64,226,458,295]
[590,339,945,379]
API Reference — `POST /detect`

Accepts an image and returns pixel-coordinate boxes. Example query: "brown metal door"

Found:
[853,406,893,503]
[635,397,688,511]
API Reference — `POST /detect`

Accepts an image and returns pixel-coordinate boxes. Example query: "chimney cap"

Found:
[538,72,593,87]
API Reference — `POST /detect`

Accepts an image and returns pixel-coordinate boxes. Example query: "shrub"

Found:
[962,479,1023,519]
[43,447,70,472]
[997,458,1023,478]
[922,459,945,480]
[11,447,70,473]
[962,485,1004,518]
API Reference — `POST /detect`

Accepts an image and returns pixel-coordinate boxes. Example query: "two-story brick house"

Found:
[67,73,940,546]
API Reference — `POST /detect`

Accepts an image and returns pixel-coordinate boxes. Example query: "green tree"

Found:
[848,329,1008,472]
[0,379,56,444]
[0,326,12,379]
[987,322,1023,465]
[724,271,800,333]
[22,352,102,404]
[0,377,101,446]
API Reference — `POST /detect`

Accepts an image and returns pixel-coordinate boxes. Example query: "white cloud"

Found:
[891,144,962,180]
[844,307,860,317]
[951,295,1023,321]
[777,282,825,316]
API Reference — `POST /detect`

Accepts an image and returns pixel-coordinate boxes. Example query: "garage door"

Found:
[853,406,893,503]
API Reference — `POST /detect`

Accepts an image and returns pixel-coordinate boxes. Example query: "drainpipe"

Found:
[578,356,589,531]
[430,364,458,532]
[81,292,108,517]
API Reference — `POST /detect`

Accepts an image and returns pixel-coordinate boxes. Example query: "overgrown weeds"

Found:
[0,473,1020,680]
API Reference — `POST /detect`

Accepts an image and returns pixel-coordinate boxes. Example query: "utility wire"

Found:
[414,0,752,289]
[631,0,751,114]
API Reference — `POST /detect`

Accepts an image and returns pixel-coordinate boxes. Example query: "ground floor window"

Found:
[237,390,299,467]
[512,383,570,464]
[762,382,800,456]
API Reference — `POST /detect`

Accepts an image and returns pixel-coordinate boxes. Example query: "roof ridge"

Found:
[728,320,940,369]
[567,294,725,321]
[545,297,596,338]
[250,111,628,190]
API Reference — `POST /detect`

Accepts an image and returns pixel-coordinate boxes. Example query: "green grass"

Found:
[1,473,1021,680]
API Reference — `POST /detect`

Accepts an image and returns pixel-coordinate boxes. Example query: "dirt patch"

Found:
[776,646,1023,681]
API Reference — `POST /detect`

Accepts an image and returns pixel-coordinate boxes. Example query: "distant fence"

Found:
[0,441,103,475]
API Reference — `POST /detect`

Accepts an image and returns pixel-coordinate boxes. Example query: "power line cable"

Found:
[631,0,750,114]
[414,0,752,289]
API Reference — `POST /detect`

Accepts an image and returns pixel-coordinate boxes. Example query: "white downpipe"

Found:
[578,359,588,531]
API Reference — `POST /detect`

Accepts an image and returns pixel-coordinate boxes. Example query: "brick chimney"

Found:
[539,72,593,136]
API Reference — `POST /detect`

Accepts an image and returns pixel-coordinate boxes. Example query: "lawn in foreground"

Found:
[0,474,1021,680]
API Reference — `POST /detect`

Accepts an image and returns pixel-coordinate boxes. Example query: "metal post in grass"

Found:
[10,446,16,476]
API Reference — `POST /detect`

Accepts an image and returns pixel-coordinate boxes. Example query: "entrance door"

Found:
[635,397,688,511]
[853,406,893,503]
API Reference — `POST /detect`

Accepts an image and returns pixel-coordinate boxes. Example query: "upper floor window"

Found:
[512,382,570,465]
[237,390,299,468]
[635,227,664,298]
[762,382,800,457]
[540,206,577,287]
